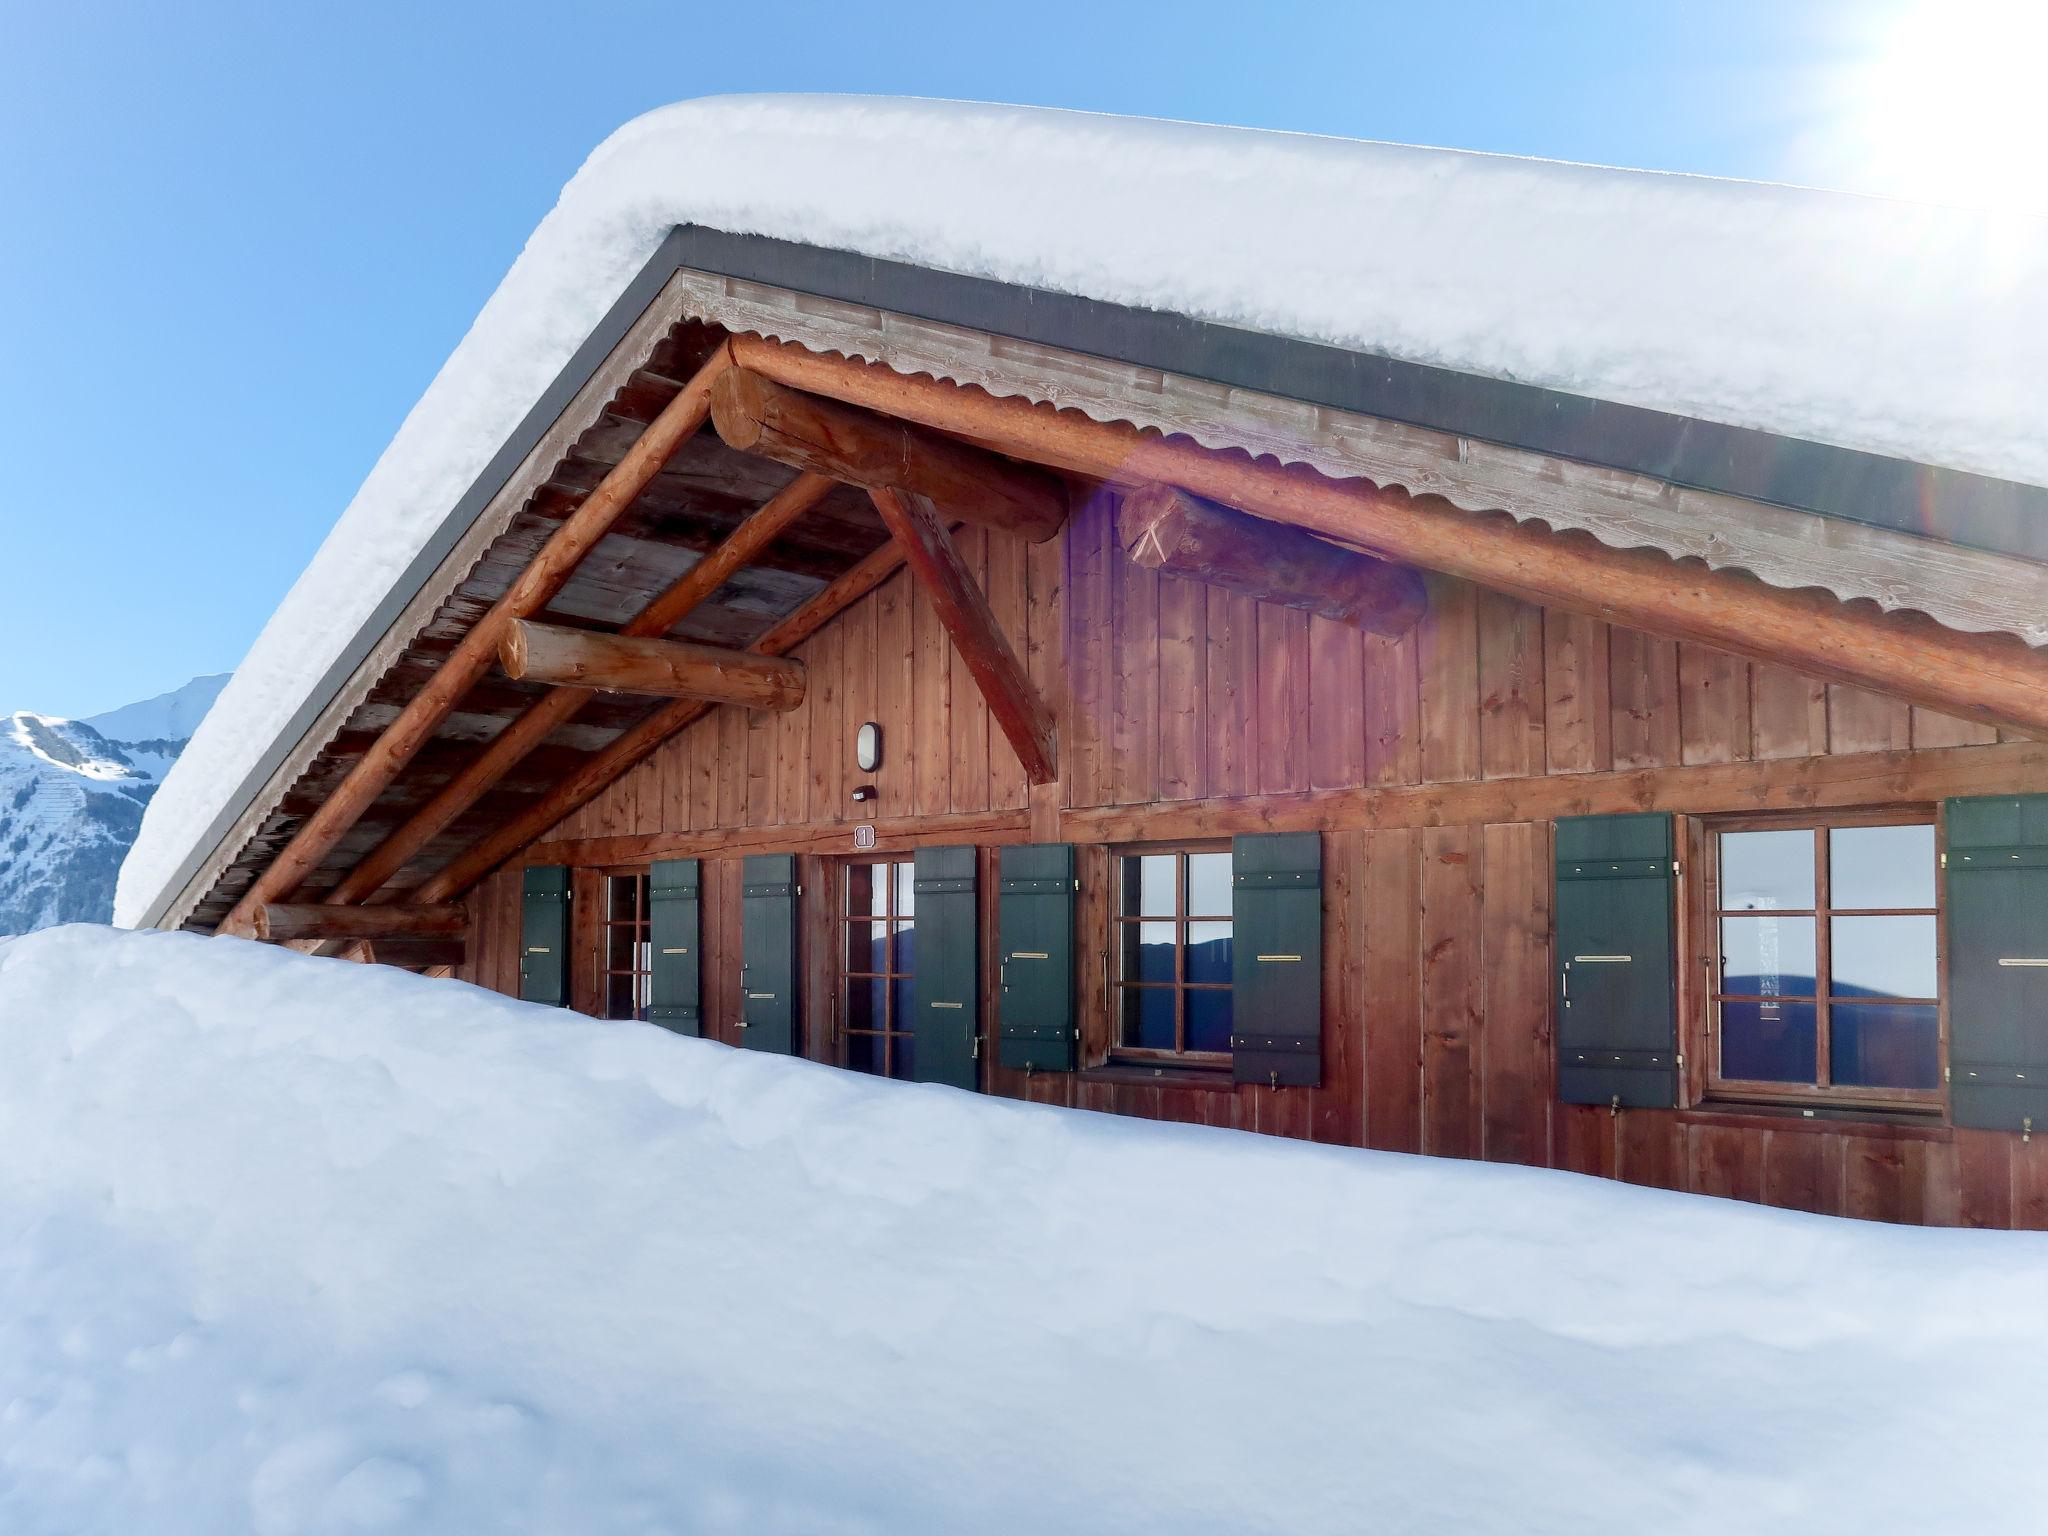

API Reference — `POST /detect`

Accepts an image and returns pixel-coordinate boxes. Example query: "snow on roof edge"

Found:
[115,94,2048,929]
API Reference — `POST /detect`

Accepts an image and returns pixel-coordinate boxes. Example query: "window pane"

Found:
[1831,916,1937,999]
[1720,829,1814,910]
[1720,915,1817,997]
[608,875,641,922]
[893,861,916,919]
[845,975,883,1032]
[1123,922,1176,984]
[1126,854,1177,917]
[891,920,916,977]
[845,1030,882,1076]
[1720,999,1818,1084]
[606,920,640,974]
[1833,1003,1940,1090]
[1187,988,1233,1053]
[848,865,881,918]
[1187,853,1232,916]
[1829,824,1935,911]
[1121,985,1176,1050]
[1186,922,1233,985]
[845,920,887,975]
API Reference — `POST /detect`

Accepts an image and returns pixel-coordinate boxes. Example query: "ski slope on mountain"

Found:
[2,924,2044,1534]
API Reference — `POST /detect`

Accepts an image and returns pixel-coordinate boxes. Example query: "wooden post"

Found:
[320,471,833,910]
[217,350,735,937]
[868,487,1058,784]
[1119,482,1426,635]
[252,902,469,943]
[500,621,807,709]
[710,367,1067,543]
[730,334,2048,737]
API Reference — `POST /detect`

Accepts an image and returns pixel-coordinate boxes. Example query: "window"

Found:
[842,860,916,1079]
[600,871,653,1021]
[1705,812,1940,1107]
[1114,847,1233,1061]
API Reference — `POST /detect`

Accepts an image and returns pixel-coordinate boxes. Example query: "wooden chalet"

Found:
[134,217,2048,1229]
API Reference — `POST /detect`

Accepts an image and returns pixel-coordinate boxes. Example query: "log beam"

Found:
[1119,482,1426,635]
[710,367,1067,543]
[409,530,918,904]
[501,621,807,710]
[868,487,1058,784]
[320,471,833,910]
[217,350,735,937]
[253,902,469,943]
[729,333,2048,738]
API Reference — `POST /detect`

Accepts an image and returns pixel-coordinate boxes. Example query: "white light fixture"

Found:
[855,721,882,773]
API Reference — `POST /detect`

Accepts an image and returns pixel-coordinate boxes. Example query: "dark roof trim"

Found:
[666,222,2047,565]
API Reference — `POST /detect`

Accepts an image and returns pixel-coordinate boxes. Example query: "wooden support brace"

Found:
[710,367,1067,543]
[320,471,833,910]
[868,486,1059,785]
[253,902,469,943]
[730,334,2048,738]
[1119,482,1427,635]
[217,350,735,936]
[501,621,807,710]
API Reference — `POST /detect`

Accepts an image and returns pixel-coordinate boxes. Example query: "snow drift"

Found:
[3,924,2045,1534]
[116,94,2048,931]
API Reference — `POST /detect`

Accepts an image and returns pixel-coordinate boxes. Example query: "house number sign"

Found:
[853,823,877,850]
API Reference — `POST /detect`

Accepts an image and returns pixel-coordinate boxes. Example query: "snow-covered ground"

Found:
[4,924,2045,1534]
[117,94,2048,931]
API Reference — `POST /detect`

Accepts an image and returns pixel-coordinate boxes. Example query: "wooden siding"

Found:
[461,490,2048,1228]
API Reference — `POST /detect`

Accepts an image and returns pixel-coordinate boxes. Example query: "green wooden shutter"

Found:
[518,865,572,1008]
[1946,795,2048,1133]
[648,858,701,1036]
[1232,832,1323,1087]
[740,854,798,1054]
[997,843,1076,1072]
[912,846,980,1090]
[1555,814,1679,1108]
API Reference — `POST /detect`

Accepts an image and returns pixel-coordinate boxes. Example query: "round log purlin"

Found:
[728,333,2048,739]
[252,902,470,944]
[499,620,808,711]
[215,349,736,938]
[1118,482,1427,636]
[709,365,1067,544]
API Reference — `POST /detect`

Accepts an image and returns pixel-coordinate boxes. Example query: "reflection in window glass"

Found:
[842,861,916,1080]
[1720,829,1815,910]
[1719,915,1817,997]
[1833,1003,1940,1090]
[1830,916,1937,1000]
[1720,1000,1818,1083]
[1115,849,1234,1059]
[1829,824,1935,911]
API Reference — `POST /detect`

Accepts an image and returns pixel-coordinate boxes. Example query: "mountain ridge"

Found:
[0,675,228,935]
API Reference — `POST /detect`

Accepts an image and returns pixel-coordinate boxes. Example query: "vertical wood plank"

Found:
[1315,828,1364,1146]
[1111,542,1161,806]
[1542,610,1611,775]
[746,709,775,827]
[1750,663,1828,760]
[1953,1129,2015,1229]
[1479,821,1550,1166]
[1418,575,1480,783]
[910,568,951,818]
[1363,627,1422,786]
[1362,826,1423,1153]
[1829,685,1913,754]
[1608,626,1680,769]
[1478,591,1545,779]
[1065,490,1113,809]
[1911,708,1999,750]
[1156,575,1207,801]
[1690,1124,1765,1204]
[1255,603,1309,795]
[1678,644,1751,765]
[1307,614,1366,791]
[872,570,913,819]
[804,623,842,826]
[946,525,992,816]
[985,529,1032,809]
[1204,587,1254,799]
[1419,825,1482,1160]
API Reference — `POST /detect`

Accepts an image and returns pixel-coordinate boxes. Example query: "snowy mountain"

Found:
[0,674,228,935]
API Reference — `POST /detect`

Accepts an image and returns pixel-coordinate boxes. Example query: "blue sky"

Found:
[0,0,1911,716]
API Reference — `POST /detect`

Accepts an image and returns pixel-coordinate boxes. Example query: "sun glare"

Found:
[1835,0,2048,212]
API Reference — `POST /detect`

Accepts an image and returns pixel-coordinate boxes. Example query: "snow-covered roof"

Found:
[116,94,2048,928]
[7,922,2047,1528]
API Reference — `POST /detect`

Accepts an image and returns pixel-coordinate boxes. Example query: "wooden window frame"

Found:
[1692,805,1944,1116]
[838,856,917,1080]
[596,865,654,1022]
[1109,840,1234,1068]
